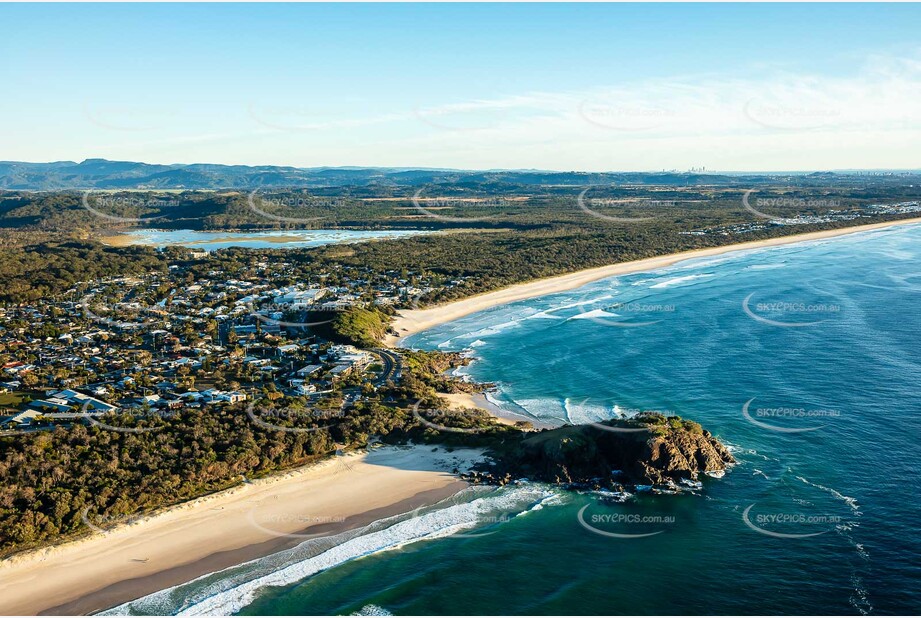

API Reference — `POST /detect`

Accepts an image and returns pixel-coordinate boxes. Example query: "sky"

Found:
[1,2,919,172]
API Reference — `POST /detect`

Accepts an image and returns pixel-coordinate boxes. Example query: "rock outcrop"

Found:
[475,412,734,488]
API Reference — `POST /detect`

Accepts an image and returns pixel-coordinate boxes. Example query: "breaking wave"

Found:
[649,273,715,288]
[99,485,558,616]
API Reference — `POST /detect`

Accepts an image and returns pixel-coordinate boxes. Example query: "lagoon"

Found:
[107,228,429,251]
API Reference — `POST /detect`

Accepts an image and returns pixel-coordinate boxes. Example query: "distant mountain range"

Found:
[0,159,913,191]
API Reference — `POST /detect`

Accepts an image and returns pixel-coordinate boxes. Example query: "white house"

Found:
[274,288,326,309]
[49,389,118,413]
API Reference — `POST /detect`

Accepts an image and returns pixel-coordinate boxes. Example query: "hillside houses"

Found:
[325,345,374,382]
[272,287,327,308]
[0,251,469,435]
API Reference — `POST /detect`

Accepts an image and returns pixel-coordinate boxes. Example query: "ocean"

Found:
[105,224,921,615]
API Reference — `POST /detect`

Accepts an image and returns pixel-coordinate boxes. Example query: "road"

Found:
[370,348,402,386]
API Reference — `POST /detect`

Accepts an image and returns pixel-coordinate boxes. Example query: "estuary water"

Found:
[114,228,428,251]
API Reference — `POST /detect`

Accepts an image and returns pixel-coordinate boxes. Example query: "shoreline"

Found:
[0,445,483,616]
[385,216,921,346]
[440,391,552,429]
[97,228,427,249]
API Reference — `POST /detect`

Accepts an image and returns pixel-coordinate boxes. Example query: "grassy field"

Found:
[0,391,30,407]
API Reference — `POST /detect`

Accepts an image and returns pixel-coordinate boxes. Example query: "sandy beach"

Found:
[0,445,484,616]
[385,217,921,346]
[440,392,541,428]
[442,392,501,417]
[97,233,136,247]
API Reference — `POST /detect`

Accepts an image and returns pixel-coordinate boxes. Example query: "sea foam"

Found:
[100,486,557,617]
[649,273,715,288]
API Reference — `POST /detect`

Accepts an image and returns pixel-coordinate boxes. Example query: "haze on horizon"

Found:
[1,3,919,172]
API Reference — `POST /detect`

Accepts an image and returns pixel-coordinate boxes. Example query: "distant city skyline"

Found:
[3,158,919,176]
[2,3,919,171]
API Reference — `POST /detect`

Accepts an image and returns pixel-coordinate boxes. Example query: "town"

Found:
[0,252,470,435]
[680,199,921,237]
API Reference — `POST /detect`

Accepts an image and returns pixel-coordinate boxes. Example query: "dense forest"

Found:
[3,179,920,308]
[0,241,169,303]
[2,173,920,233]
[1,407,327,553]
[0,349,512,557]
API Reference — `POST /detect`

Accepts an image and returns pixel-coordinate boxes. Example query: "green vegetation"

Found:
[0,350,724,557]
[0,392,30,408]
[0,348,514,557]
[398,349,485,395]
[631,411,705,436]
[1,178,920,307]
[0,397,414,557]
[330,306,392,347]
[0,239,172,303]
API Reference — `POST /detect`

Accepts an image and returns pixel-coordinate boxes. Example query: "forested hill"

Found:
[0,159,901,190]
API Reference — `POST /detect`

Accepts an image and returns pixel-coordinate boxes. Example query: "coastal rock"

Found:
[637,427,735,484]
[480,412,734,489]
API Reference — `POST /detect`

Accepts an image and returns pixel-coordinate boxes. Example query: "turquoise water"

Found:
[108,224,921,615]
[118,228,428,251]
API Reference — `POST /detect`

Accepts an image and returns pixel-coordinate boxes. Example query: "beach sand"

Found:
[440,392,537,428]
[0,445,484,616]
[97,233,136,247]
[385,217,921,346]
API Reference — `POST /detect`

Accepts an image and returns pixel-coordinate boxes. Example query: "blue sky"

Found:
[1,3,919,171]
